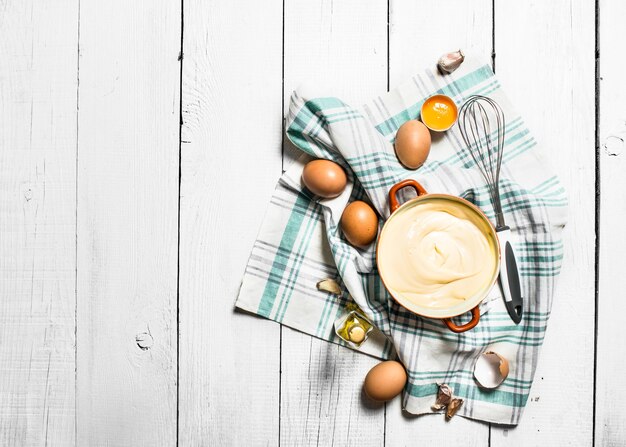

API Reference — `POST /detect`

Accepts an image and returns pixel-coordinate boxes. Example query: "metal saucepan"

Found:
[377,179,500,333]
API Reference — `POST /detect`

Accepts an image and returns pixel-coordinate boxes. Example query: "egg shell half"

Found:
[341,201,378,248]
[301,159,347,199]
[363,360,407,402]
[474,351,510,389]
[394,120,431,169]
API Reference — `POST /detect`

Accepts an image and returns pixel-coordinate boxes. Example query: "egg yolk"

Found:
[421,95,457,131]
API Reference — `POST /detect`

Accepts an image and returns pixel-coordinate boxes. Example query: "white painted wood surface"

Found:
[0,1,77,445]
[178,0,282,444]
[0,0,621,445]
[76,0,180,444]
[597,0,626,445]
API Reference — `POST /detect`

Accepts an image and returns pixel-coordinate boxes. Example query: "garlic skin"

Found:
[446,398,464,420]
[431,383,454,411]
[437,50,465,74]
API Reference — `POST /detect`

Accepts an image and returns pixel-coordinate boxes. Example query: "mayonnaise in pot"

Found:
[378,198,497,310]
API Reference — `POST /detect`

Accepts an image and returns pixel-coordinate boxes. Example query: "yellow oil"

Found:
[336,309,373,347]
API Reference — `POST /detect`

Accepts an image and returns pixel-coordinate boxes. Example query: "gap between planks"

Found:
[176,0,185,445]
[592,0,601,446]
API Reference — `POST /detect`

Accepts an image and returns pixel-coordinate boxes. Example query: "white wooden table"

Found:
[1,0,622,445]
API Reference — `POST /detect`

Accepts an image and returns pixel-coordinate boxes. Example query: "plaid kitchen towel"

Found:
[236,56,567,425]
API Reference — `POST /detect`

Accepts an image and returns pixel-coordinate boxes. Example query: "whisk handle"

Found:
[497,227,523,324]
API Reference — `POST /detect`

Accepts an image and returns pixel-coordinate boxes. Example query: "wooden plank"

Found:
[280,330,385,446]
[389,0,493,88]
[597,0,626,444]
[280,1,387,445]
[0,0,77,445]
[177,0,283,444]
[491,0,596,444]
[75,1,180,444]
[386,0,493,444]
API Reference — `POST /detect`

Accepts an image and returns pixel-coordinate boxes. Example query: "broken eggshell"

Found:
[474,351,510,389]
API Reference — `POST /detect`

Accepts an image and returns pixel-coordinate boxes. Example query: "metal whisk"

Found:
[458,95,523,324]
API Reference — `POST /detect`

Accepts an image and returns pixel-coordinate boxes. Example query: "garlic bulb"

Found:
[437,50,465,74]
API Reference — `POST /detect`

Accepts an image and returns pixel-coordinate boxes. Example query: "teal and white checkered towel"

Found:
[236,56,567,425]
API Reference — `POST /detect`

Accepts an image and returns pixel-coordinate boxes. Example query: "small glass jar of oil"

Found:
[334,304,373,348]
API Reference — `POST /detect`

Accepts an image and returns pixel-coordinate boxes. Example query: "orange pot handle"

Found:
[388,179,428,213]
[443,306,480,333]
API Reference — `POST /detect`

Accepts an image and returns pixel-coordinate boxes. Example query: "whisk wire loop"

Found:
[458,95,507,229]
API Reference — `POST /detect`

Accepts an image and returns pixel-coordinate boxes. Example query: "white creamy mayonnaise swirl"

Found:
[378,198,497,310]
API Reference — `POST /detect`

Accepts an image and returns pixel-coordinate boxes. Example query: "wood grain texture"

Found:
[386,0,492,444]
[281,1,387,445]
[597,0,626,444]
[0,0,77,445]
[280,330,385,446]
[76,1,180,444]
[491,1,596,445]
[389,0,493,88]
[282,0,387,169]
[178,0,283,444]
[0,1,610,444]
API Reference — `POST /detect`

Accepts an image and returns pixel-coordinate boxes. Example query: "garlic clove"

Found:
[316,278,342,295]
[474,351,510,389]
[437,50,465,74]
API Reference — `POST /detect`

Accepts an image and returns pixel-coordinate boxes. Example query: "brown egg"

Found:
[394,120,431,169]
[341,201,378,248]
[302,159,347,198]
[363,360,407,402]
